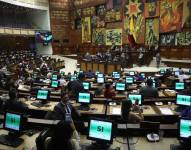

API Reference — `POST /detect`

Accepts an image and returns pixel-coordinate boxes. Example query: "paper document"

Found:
[159,108,173,115]
[112,108,121,115]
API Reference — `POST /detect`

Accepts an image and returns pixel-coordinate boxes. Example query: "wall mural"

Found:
[145,18,159,46]
[92,16,105,28]
[183,0,191,28]
[176,32,191,46]
[160,0,183,33]
[82,7,95,16]
[82,17,91,43]
[92,28,106,45]
[96,4,106,16]
[106,29,122,45]
[160,33,176,46]
[124,0,145,44]
[144,0,159,18]
[105,10,122,22]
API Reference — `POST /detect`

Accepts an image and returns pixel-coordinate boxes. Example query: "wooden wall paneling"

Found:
[80,61,87,71]
[107,64,115,74]
[87,62,92,71]
[98,63,105,74]
[92,63,99,72]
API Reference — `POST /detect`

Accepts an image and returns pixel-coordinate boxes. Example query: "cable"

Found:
[115,137,129,144]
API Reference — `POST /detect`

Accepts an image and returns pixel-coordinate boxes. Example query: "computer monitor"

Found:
[175,82,185,90]
[97,77,104,83]
[83,82,90,90]
[4,112,23,133]
[115,83,126,91]
[140,73,145,78]
[97,73,104,78]
[112,72,118,76]
[88,118,114,144]
[128,94,142,105]
[77,92,92,104]
[126,76,134,84]
[160,69,165,74]
[174,71,180,76]
[32,73,37,79]
[179,118,191,140]
[129,71,135,76]
[60,71,65,76]
[36,90,50,101]
[70,76,77,81]
[51,81,60,88]
[95,71,100,76]
[113,73,120,79]
[176,94,191,106]
[52,74,58,80]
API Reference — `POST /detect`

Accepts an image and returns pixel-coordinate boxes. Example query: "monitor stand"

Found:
[0,131,24,147]
[82,142,119,150]
[76,104,90,111]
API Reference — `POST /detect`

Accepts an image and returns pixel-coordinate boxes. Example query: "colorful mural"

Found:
[92,16,105,28]
[106,29,122,45]
[160,0,183,33]
[144,0,159,18]
[105,10,122,22]
[176,32,191,46]
[183,0,191,28]
[145,18,159,46]
[124,0,145,44]
[96,4,106,16]
[160,33,176,46]
[92,28,106,45]
[82,17,91,43]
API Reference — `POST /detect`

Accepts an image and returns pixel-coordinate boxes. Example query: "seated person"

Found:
[104,83,116,99]
[139,79,159,98]
[46,121,80,150]
[45,87,80,121]
[3,88,28,113]
[85,70,95,78]
[181,106,191,119]
[121,100,144,123]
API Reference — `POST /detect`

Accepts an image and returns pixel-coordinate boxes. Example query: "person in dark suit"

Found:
[3,88,28,113]
[139,79,159,98]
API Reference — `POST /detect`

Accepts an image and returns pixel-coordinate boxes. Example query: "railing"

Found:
[0,27,36,36]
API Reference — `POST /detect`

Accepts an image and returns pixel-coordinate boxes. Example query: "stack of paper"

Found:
[159,108,173,115]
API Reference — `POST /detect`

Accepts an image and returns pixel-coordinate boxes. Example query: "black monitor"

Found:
[36,89,50,101]
[112,72,118,76]
[52,74,58,80]
[179,118,191,140]
[97,77,104,84]
[4,112,23,133]
[115,83,126,91]
[159,69,165,74]
[129,71,135,76]
[126,76,134,84]
[176,94,191,106]
[83,82,90,90]
[113,73,120,79]
[60,71,65,76]
[97,73,104,78]
[128,94,143,105]
[88,118,114,144]
[0,112,25,147]
[77,92,92,104]
[70,76,77,81]
[51,80,60,88]
[175,82,185,90]
[140,73,145,78]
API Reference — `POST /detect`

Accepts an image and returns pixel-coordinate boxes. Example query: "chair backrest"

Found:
[44,137,52,150]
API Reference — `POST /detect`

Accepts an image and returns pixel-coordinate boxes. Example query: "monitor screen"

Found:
[140,73,145,78]
[97,77,104,83]
[129,71,135,76]
[97,74,104,78]
[179,118,191,139]
[175,82,185,90]
[78,93,91,104]
[52,75,58,80]
[37,90,49,100]
[115,83,126,91]
[95,71,100,76]
[70,76,77,81]
[114,73,120,79]
[60,71,65,76]
[128,94,142,105]
[176,94,191,106]
[112,72,118,76]
[88,119,113,143]
[83,82,90,90]
[51,81,59,88]
[160,69,165,74]
[126,77,134,84]
[32,73,37,79]
[175,71,180,76]
[4,112,22,132]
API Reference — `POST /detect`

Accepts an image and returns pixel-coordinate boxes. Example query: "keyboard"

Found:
[31,102,44,107]
[0,134,24,147]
